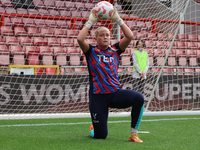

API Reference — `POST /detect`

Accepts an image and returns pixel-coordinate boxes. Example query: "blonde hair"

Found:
[94,27,117,51]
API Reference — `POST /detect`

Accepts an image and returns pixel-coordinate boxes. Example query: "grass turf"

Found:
[0,115,199,150]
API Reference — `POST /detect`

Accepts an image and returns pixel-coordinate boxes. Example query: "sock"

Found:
[131,128,138,133]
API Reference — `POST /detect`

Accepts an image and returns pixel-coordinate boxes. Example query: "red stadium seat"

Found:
[14,26,28,36]
[1,0,14,7]
[136,21,146,32]
[59,10,71,17]
[1,26,14,36]
[85,3,95,11]
[43,0,55,9]
[24,46,39,65]
[54,29,66,37]
[18,36,33,45]
[167,33,177,40]
[5,8,16,14]
[65,67,74,75]
[23,18,35,27]
[64,1,76,11]
[185,49,197,66]
[10,17,24,27]
[110,39,119,45]
[56,20,71,29]
[48,9,59,16]
[34,19,46,28]
[145,21,152,32]
[118,67,124,75]
[33,37,47,46]
[162,68,173,75]
[121,55,131,66]
[40,28,53,37]
[81,11,90,18]
[39,46,53,65]
[177,34,187,41]
[74,67,87,75]
[53,47,67,65]
[155,41,166,48]
[66,30,78,37]
[45,20,57,28]
[36,68,44,75]
[74,2,86,11]
[164,49,176,66]
[27,27,41,37]
[146,33,157,40]
[126,67,133,75]
[136,32,146,39]
[186,42,197,49]
[166,41,177,48]
[27,9,38,15]
[157,33,167,40]
[55,1,65,10]
[38,9,49,16]
[177,41,186,48]
[9,45,24,65]
[47,37,60,46]
[0,7,5,13]
[154,49,165,66]
[145,40,156,48]
[187,34,197,41]
[65,47,81,66]
[32,0,45,9]
[45,68,56,75]
[3,17,12,26]
[184,68,194,75]
[195,68,200,75]
[0,45,9,65]
[59,38,73,47]
[197,35,200,42]
[5,36,19,45]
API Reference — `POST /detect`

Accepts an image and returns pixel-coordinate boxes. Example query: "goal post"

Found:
[0,0,200,120]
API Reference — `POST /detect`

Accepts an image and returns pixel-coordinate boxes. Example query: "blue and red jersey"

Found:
[85,42,124,94]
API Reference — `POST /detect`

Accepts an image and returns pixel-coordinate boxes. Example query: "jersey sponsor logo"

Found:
[97,54,114,62]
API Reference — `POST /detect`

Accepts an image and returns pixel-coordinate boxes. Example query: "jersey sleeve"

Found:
[111,42,124,56]
[84,44,93,56]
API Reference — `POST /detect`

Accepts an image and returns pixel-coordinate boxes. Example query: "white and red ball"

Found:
[94,1,114,20]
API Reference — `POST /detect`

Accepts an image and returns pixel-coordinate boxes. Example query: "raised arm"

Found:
[77,9,98,53]
[110,7,133,51]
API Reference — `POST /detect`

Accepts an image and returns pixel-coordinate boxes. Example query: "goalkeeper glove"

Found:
[84,9,98,29]
[110,7,124,26]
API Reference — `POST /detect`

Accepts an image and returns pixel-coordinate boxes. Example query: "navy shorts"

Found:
[89,89,144,139]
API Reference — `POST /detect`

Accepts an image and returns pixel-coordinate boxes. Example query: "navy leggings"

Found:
[89,89,144,139]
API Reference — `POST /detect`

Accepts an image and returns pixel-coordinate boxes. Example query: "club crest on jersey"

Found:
[97,55,114,62]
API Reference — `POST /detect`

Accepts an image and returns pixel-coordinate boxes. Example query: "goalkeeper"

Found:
[77,7,144,143]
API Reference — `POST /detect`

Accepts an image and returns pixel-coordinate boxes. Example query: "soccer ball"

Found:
[93,1,114,20]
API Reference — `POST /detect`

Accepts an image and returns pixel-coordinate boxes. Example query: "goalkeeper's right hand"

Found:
[84,9,98,29]
[110,7,124,26]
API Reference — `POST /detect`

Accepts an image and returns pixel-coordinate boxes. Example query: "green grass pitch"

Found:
[0,115,199,150]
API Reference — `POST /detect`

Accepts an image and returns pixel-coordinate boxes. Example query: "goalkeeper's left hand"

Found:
[84,9,98,29]
[110,7,124,26]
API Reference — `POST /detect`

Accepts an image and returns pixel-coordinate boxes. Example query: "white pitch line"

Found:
[0,117,199,128]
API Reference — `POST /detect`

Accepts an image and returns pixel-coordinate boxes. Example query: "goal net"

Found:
[0,0,200,119]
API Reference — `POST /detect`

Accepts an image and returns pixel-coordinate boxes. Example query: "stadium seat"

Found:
[34,19,46,28]
[195,68,200,75]
[9,45,24,65]
[10,17,24,27]
[110,39,119,45]
[33,37,47,46]
[66,47,81,66]
[74,21,84,30]
[27,9,38,15]
[47,37,60,46]
[118,67,124,75]
[167,33,177,40]
[177,34,187,41]
[1,26,14,36]
[121,55,131,66]
[82,55,87,66]
[40,28,53,37]
[39,46,53,65]
[186,42,197,49]
[38,9,49,16]
[5,36,19,45]
[85,3,95,11]
[48,9,59,16]
[145,40,156,48]
[45,20,57,28]
[45,68,56,75]
[157,33,168,40]
[5,8,17,14]
[177,41,186,48]
[59,10,72,17]
[60,68,65,75]
[155,41,166,48]
[64,1,76,10]
[56,20,71,29]
[0,36,4,45]
[27,27,41,37]
[152,68,161,75]
[145,21,152,32]
[184,68,194,75]
[0,7,5,13]
[54,29,66,37]
[0,45,9,65]
[65,67,74,75]
[32,0,45,9]
[126,21,138,31]
[74,67,87,75]
[126,67,133,75]
[14,26,28,36]
[71,10,82,18]
[81,11,90,18]
[146,33,157,40]
[53,47,67,65]
[18,36,33,45]
[59,38,73,47]
[55,1,65,9]
[43,0,55,9]
[164,49,176,66]
[197,35,200,42]
[136,21,146,32]
[185,49,197,66]
[24,46,40,65]
[162,68,173,75]
[73,38,79,47]
[23,18,35,27]
[187,34,197,41]
[66,30,78,37]
[136,32,146,39]
[166,41,177,48]
[36,68,44,75]
[0,0,14,7]
[4,17,12,26]
[154,49,165,66]
[75,2,86,11]
[129,40,136,48]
